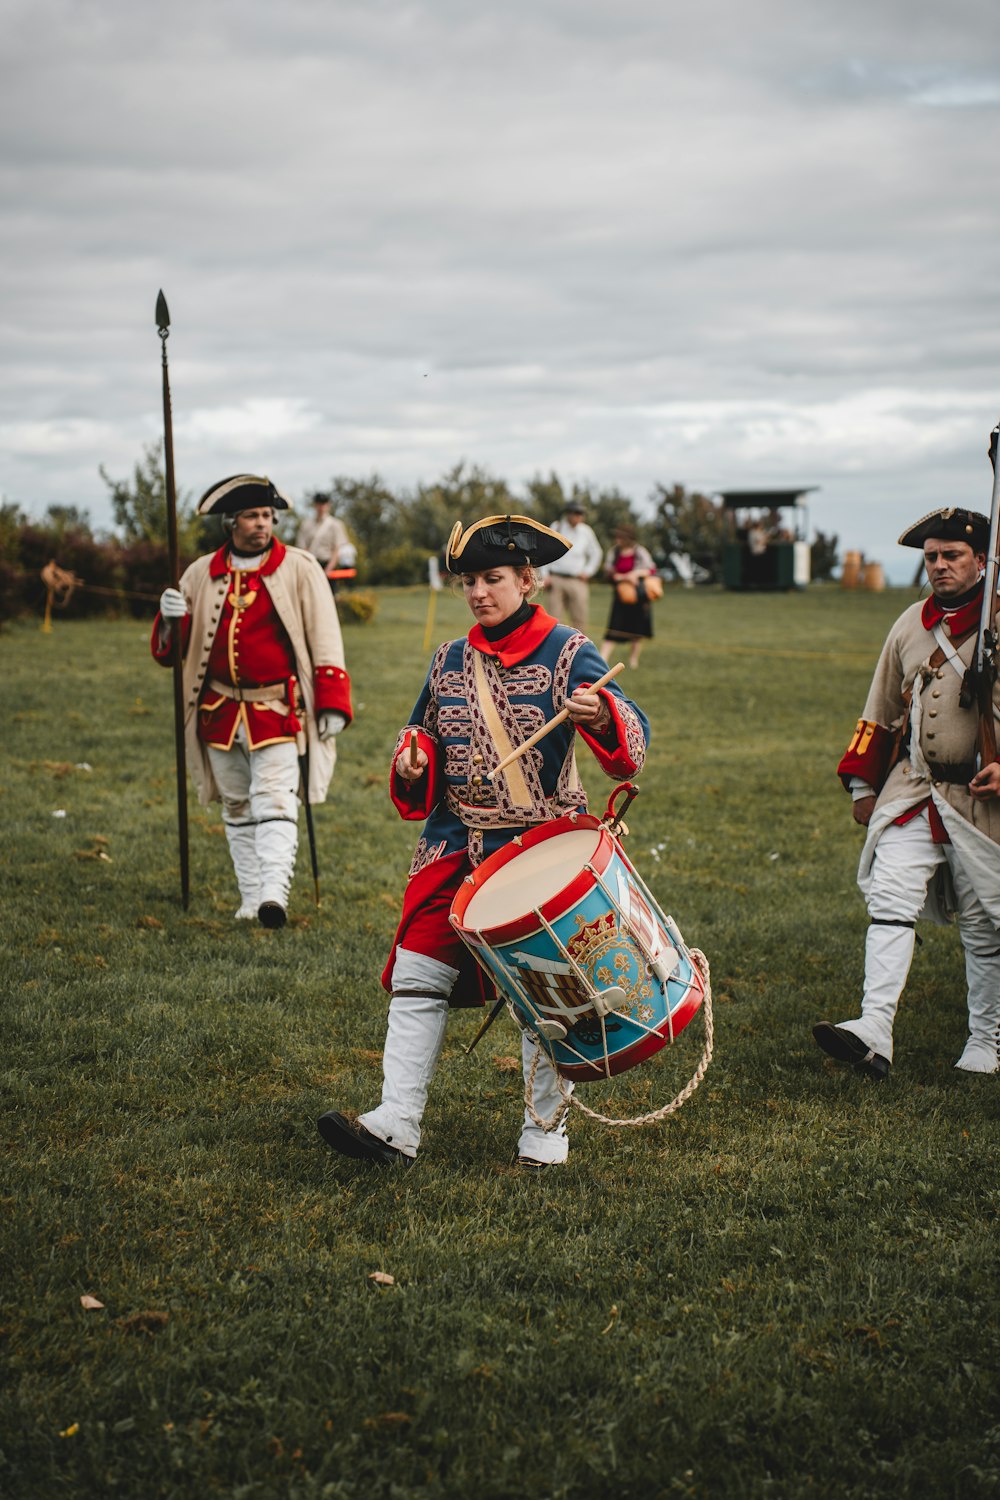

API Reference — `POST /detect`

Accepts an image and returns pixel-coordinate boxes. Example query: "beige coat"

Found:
[857,598,1000,923]
[175,545,347,807]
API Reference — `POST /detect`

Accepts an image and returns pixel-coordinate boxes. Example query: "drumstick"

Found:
[487,661,625,782]
[409,730,418,769]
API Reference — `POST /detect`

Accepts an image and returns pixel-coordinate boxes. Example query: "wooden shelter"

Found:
[717,487,817,591]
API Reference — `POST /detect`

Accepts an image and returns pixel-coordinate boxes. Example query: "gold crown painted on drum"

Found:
[196,474,292,516]
[898,507,989,550]
[444,514,569,573]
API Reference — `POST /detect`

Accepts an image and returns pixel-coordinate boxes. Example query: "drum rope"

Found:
[522,949,713,1131]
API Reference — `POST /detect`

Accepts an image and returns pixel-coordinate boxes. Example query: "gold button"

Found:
[927,732,936,740]
[931,690,941,698]
[928,710,937,718]
[471,775,483,787]
[472,752,484,765]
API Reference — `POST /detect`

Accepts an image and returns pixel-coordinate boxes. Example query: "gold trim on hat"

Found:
[896,507,987,547]
[445,513,564,568]
[197,474,287,516]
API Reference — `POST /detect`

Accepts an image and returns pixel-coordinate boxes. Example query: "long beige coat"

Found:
[174,545,348,807]
[857,599,1000,924]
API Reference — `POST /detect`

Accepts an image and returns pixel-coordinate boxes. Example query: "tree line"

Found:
[0,443,839,623]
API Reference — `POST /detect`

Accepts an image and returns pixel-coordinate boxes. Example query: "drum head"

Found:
[463,827,602,930]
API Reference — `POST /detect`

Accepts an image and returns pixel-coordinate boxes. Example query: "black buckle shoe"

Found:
[813,1021,891,1081]
[317,1111,412,1167]
[258,901,287,930]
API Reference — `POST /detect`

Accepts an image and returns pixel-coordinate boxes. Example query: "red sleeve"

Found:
[576,687,648,779]
[837,719,897,792]
[389,727,441,820]
[313,663,353,721]
[150,614,190,665]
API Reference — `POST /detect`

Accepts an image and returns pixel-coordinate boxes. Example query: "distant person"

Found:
[153,476,352,928]
[600,525,657,670]
[542,500,604,633]
[814,505,1000,1079]
[745,517,770,588]
[298,493,352,594]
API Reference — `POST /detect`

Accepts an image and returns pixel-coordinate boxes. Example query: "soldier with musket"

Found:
[152,475,352,928]
[815,504,1000,1079]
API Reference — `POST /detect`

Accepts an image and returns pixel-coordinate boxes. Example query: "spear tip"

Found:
[155,290,170,331]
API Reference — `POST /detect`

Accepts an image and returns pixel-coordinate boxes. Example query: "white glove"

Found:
[318,711,348,741]
[159,587,189,620]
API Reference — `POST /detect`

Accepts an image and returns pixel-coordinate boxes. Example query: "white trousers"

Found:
[359,947,573,1162]
[206,727,300,914]
[838,809,1000,1067]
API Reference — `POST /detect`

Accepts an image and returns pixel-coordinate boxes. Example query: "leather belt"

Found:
[207,676,287,704]
[925,760,975,785]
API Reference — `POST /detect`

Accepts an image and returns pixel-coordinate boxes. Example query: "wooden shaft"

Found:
[409,730,419,768]
[159,310,190,910]
[487,661,625,782]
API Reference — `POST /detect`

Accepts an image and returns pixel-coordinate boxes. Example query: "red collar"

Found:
[209,538,286,579]
[469,606,558,667]
[921,583,983,642]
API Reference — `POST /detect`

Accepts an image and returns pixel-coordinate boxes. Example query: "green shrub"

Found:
[367,542,430,586]
[336,588,378,623]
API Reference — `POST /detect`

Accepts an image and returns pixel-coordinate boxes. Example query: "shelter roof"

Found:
[717,488,818,509]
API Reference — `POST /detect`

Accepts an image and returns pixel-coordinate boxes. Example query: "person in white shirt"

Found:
[297,493,351,593]
[541,501,604,633]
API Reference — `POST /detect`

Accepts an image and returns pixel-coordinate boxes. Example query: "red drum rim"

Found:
[552,964,705,1080]
[450,813,614,945]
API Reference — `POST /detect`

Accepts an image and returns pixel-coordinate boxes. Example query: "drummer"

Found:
[317,515,651,1170]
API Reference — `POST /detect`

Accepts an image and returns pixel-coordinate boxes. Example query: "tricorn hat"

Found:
[196,474,291,517]
[898,507,989,551]
[444,514,569,574]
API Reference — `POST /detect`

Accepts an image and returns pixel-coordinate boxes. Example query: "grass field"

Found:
[2,585,999,1500]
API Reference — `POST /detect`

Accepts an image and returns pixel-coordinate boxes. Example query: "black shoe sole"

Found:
[317,1111,411,1167]
[813,1022,890,1080]
[258,902,287,929]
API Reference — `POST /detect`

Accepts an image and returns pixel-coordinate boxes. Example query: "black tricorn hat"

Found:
[196,474,291,517]
[898,507,989,551]
[445,514,570,574]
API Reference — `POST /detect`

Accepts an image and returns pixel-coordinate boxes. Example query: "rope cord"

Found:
[522,948,714,1131]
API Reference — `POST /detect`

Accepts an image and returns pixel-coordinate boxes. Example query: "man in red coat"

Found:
[153,475,352,927]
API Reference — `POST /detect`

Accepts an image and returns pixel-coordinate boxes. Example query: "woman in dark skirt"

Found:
[600,525,657,669]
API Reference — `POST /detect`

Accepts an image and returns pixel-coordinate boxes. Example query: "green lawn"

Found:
[2,586,998,1499]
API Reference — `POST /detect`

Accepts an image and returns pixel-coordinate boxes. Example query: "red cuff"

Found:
[150,613,190,664]
[576,688,643,778]
[314,663,352,720]
[838,719,896,792]
[389,728,440,819]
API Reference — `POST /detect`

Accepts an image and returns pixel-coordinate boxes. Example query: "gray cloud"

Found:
[3,0,1000,579]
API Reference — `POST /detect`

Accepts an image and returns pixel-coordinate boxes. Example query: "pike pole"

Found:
[156,290,191,908]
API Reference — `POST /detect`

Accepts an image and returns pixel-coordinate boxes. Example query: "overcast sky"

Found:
[3,0,1000,579]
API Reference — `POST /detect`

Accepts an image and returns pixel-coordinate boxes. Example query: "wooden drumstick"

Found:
[487,661,625,782]
[409,730,419,769]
